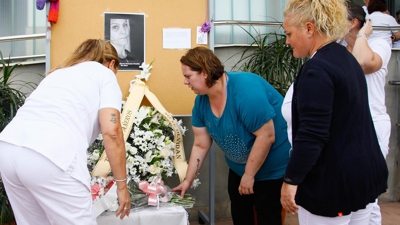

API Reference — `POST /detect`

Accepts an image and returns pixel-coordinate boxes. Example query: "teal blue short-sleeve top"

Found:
[192,72,290,180]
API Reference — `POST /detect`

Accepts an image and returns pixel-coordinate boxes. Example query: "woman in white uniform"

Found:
[0,39,130,224]
[345,4,392,225]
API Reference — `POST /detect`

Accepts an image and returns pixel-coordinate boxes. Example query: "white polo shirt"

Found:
[0,61,122,189]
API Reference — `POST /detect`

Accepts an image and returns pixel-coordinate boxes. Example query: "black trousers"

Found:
[228,169,283,225]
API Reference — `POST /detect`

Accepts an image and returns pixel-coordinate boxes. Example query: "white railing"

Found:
[212,20,400,48]
[0,33,46,64]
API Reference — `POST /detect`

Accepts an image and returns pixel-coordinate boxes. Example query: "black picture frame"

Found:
[104,13,145,71]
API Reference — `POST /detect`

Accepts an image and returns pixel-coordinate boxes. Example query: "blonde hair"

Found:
[283,0,349,41]
[47,39,120,75]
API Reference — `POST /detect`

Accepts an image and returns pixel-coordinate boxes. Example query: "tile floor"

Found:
[189,200,400,225]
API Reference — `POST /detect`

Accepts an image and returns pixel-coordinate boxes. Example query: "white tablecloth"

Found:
[96,206,189,225]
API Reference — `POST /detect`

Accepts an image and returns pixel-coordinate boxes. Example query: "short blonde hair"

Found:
[284,0,349,41]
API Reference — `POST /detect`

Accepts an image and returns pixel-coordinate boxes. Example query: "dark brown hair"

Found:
[47,39,120,74]
[347,2,366,29]
[367,0,387,14]
[180,47,224,88]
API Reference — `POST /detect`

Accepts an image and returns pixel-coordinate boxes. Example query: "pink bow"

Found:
[138,178,169,208]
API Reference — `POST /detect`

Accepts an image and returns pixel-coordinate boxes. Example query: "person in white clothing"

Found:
[0,39,131,224]
[363,0,400,47]
[345,3,392,225]
[281,84,293,146]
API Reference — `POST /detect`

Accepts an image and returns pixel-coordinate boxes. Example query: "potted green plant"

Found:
[0,51,39,224]
[0,179,14,225]
[231,26,308,96]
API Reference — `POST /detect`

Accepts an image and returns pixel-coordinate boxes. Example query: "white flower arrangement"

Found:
[87,60,199,211]
[87,105,190,182]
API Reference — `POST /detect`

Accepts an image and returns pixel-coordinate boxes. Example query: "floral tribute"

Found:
[87,60,199,212]
[87,106,198,210]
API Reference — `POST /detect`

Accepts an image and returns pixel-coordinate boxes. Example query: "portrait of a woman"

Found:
[105,13,145,71]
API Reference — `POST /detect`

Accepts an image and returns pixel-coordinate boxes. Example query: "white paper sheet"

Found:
[196,26,207,45]
[163,28,191,49]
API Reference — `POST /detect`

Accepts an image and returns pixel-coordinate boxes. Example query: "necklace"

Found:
[311,40,332,58]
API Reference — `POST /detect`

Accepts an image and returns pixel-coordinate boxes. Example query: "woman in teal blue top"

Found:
[171,47,290,225]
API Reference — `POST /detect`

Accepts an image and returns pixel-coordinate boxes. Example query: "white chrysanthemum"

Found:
[134,129,145,137]
[143,132,153,142]
[147,143,155,150]
[140,143,148,152]
[125,142,132,150]
[97,133,103,140]
[128,146,138,155]
[134,137,143,146]
[161,159,171,168]
[191,178,201,189]
[89,150,100,161]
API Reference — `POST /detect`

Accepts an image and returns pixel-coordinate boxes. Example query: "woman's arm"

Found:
[99,108,130,219]
[352,20,383,74]
[393,30,400,42]
[239,120,275,195]
[171,126,212,198]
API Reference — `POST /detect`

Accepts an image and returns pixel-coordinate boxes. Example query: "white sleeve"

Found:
[369,38,391,66]
[99,71,122,112]
[281,83,294,145]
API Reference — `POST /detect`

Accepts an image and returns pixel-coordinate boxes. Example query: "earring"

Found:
[308,34,312,39]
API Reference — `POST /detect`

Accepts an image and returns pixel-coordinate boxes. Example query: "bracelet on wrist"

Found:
[356,33,368,40]
[114,178,127,182]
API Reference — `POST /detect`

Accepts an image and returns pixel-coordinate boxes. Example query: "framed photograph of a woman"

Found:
[104,13,145,71]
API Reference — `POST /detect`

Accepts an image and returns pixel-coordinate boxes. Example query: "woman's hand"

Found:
[359,19,373,38]
[115,184,131,219]
[171,180,192,199]
[239,173,255,195]
[280,182,298,214]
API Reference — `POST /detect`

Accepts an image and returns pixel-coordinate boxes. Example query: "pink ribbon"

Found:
[138,178,169,208]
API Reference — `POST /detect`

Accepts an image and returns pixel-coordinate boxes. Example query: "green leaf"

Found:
[230,25,308,96]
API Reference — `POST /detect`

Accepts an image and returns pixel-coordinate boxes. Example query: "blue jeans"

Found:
[228,169,283,225]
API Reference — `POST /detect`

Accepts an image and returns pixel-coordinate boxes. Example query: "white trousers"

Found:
[374,119,391,159]
[370,119,391,225]
[298,203,374,225]
[0,141,97,225]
